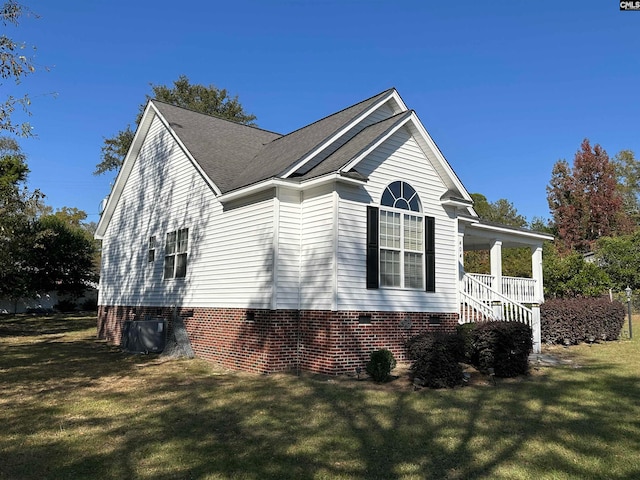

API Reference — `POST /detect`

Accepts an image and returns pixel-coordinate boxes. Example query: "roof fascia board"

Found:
[406,112,473,203]
[340,111,473,205]
[340,113,413,173]
[441,198,474,208]
[95,101,158,239]
[280,89,401,179]
[467,222,554,243]
[217,173,365,203]
[95,101,225,240]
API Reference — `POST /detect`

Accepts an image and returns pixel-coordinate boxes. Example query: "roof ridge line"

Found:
[266,88,396,144]
[150,99,283,136]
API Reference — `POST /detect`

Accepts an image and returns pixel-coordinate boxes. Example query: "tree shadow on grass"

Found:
[1,319,640,479]
[0,313,96,337]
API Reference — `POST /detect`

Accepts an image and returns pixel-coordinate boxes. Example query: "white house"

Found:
[95,88,553,375]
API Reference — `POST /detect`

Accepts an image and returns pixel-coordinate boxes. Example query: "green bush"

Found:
[541,297,625,345]
[54,299,77,313]
[366,349,396,382]
[407,332,464,388]
[80,297,98,312]
[455,322,477,363]
[472,322,532,377]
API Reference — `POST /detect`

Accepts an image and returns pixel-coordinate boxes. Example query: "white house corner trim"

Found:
[271,190,280,310]
[95,103,158,239]
[332,190,339,311]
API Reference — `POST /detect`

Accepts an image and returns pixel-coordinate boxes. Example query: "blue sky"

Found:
[8,0,640,225]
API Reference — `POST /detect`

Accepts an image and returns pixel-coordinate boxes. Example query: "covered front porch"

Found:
[457,216,554,353]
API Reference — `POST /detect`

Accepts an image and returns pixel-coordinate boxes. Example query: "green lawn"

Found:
[1,314,639,480]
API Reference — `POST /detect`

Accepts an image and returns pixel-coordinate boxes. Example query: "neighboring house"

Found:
[95,88,553,375]
[0,287,98,314]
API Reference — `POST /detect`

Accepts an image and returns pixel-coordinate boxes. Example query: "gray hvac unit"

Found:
[122,319,167,354]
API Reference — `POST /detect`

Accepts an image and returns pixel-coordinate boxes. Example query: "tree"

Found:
[50,206,101,275]
[0,136,42,309]
[595,231,640,292]
[465,193,531,277]
[1,1,39,136]
[95,75,257,175]
[543,242,610,298]
[30,215,98,296]
[613,149,640,225]
[547,139,631,253]
[0,138,97,309]
[470,193,527,227]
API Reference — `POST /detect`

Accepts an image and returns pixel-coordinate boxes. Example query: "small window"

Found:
[148,236,156,263]
[164,228,188,279]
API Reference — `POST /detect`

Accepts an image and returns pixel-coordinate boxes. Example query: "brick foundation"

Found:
[97,305,458,375]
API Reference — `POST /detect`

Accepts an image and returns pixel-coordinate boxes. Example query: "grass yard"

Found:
[1,314,639,480]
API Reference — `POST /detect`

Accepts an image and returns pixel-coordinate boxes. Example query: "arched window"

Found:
[367,181,435,291]
[380,181,421,212]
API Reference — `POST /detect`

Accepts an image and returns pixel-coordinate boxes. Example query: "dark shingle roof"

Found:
[151,101,282,193]
[152,88,396,193]
[223,88,395,191]
[298,111,413,181]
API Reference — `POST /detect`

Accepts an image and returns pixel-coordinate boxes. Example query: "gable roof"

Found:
[297,110,414,181]
[151,101,282,194]
[226,88,397,190]
[96,88,475,238]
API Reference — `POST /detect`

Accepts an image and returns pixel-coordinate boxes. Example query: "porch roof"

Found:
[459,215,554,250]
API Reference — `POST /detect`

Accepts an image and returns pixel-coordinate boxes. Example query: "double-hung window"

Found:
[148,236,156,263]
[367,181,435,291]
[164,228,188,279]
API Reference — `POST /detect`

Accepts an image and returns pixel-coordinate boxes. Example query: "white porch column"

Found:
[490,239,502,294]
[531,245,544,304]
[531,303,541,353]
[457,223,465,311]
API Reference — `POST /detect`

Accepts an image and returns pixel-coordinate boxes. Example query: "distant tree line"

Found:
[468,138,640,300]
[0,2,96,312]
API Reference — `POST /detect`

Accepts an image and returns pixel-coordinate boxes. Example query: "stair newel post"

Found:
[531,303,541,353]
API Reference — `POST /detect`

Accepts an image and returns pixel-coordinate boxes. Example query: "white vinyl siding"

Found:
[99,115,275,309]
[335,126,459,312]
[299,185,335,310]
[99,102,459,314]
[276,188,301,309]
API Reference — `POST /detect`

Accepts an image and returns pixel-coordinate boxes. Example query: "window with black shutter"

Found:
[367,181,435,291]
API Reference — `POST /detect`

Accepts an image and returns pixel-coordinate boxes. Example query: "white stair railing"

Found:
[461,274,533,326]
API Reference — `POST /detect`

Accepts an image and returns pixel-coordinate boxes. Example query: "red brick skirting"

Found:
[97,305,458,375]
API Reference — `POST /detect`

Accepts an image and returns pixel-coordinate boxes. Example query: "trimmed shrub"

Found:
[54,299,77,313]
[472,322,532,378]
[366,349,397,382]
[407,332,464,388]
[541,297,625,345]
[455,322,477,363]
[80,297,98,312]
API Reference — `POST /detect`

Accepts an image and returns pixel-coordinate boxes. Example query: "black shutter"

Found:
[366,206,379,289]
[425,216,435,292]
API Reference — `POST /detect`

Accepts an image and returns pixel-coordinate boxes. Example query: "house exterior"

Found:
[95,88,553,375]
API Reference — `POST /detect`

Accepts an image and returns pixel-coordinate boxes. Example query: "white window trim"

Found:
[379,206,425,290]
[163,228,188,280]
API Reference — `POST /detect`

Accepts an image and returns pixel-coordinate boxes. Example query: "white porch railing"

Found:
[502,276,536,303]
[465,273,536,304]
[460,273,541,353]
